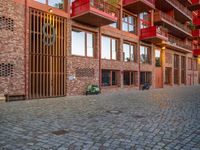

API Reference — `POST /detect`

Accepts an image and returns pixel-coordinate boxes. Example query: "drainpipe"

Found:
[99,27,102,90]
[24,0,28,99]
[138,16,141,90]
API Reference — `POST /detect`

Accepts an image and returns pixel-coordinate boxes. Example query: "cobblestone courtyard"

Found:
[0,86,200,150]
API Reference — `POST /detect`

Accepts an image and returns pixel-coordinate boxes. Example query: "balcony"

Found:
[154,11,192,38]
[163,35,192,53]
[193,17,200,26]
[123,0,155,13]
[155,0,192,23]
[140,26,168,44]
[189,0,200,11]
[71,0,118,27]
[178,0,192,7]
[192,29,200,37]
[193,49,200,56]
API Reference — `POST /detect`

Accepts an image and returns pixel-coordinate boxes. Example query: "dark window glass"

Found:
[140,72,152,85]
[174,55,179,84]
[165,67,172,85]
[102,70,118,86]
[123,71,137,86]
[102,70,110,86]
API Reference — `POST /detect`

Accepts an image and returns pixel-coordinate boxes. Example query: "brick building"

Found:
[0,0,199,100]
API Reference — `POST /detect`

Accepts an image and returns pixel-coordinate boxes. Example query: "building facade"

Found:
[0,0,199,100]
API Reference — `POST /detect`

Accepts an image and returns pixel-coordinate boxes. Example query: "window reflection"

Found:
[72,29,94,57]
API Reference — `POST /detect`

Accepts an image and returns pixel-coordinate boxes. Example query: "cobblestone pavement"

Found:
[0,86,200,150]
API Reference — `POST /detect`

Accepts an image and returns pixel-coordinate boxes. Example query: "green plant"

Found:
[188,21,196,30]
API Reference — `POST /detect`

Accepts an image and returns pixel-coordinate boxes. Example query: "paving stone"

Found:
[0,86,200,149]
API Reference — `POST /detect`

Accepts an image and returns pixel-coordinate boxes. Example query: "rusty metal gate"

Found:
[29,9,66,99]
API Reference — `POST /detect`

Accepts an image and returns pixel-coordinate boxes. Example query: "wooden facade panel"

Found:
[29,9,66,99]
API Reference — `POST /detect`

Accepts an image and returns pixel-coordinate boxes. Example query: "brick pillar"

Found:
[172,53,174,86]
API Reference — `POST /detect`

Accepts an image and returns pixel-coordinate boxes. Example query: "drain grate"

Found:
[132,115,146,119]
[107,110,122,115]
[51,129,70,136]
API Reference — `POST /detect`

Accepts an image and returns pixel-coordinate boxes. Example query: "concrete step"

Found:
[0,94,6,102]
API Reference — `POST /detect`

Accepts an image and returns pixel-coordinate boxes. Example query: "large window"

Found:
[139,12,151,29]
[155,50,161,67]
[193,59,198,71]
[181,56,186,84]
[122,12,137,34]
[123,71,138,86]
[140,72,152,85]
[165,67,172,85]
[174,54,179,85]
[140,45,151,64]
[101,36,118,60]
[72,29,94,57]
[123,42,137,62]
[35,0,64,9]
[102,70,118,86]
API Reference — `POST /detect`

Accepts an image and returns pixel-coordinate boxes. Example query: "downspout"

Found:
[24,0,28,99]
[99,27,101,89]
[138,16,141,90]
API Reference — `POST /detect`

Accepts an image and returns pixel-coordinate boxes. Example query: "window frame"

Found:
[34,0,67,11]
[123,71,138,86]
[71,28,95,58]
[140,45,151,64]
[101,70,119,87]
[139,12,151,29]
[123,42,137,63]
[140,72,152,85]
[101,36,118,60]
[122,12,137,34]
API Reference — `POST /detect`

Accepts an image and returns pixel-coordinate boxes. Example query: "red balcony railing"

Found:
[123,0,155,13]
[193,17,200,26]
[192,29,200,37]
[193,49,200,56]
[192,0,200,4]
[140,26,168,43]
[71,0,119,26]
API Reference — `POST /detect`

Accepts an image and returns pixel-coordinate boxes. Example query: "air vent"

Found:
[0,16,14,31]
[0,63,14,77]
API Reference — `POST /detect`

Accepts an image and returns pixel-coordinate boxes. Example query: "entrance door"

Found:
[155,50,163,88]
[29,9,66,99]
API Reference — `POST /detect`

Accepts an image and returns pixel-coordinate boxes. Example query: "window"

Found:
[35,0,64,9]
[122,12,137,34]
[155,50,161,67]
[140,72,152,85]
[101,36,118,60]
[123,42,137,62]
[188,58,192,70]
[139,12,151,29]
[102,70,118,86]
[123,71,138,86]
[165,67,172,85]
[193,59,198,71]
[72,29,94,57]
[181,56,186,84]
[140,45,151,64]
[174,55,179,84]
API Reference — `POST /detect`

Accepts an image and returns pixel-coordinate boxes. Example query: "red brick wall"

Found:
[0,0,26,96]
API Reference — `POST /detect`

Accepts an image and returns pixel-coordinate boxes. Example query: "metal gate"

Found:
[29,9,66,99]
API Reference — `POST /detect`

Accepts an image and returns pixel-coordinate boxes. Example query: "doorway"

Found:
[29,9,66,99]
[155,49,163,88]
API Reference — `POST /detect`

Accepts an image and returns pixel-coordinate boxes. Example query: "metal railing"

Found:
[140,26,168,39]
[167,0,192,18]
[168,35,192,50]
[154,11,191,34]
[72,0,119,18]
[123,0,155,5]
